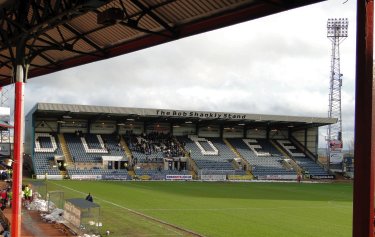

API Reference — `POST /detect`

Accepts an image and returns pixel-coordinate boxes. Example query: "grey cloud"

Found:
[3,0,355,149]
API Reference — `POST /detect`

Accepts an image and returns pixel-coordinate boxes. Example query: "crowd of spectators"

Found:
[126,131,185,159]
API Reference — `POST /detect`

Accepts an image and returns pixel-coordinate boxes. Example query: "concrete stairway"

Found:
[120,136,132,162]
[270,140,302,174]
[60,170,68,178]
[223,138,252,173]
[127,170,135,178]
[57,133,73,166]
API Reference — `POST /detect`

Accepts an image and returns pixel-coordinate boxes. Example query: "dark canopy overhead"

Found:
[0,0,324,86]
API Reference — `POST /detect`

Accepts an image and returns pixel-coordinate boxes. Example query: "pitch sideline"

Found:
[49,181,204,237]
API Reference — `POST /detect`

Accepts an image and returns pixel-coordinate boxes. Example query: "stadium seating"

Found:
[33,133,63,175]
[31,133,130,178]
[124,132,184,163]
[61,133,131,178]
[66,168,129,177]
[228,138,296,177]
[276,140,329,176]
[179,136,244,175]
[32,131,329,180]
[64,133,126,163]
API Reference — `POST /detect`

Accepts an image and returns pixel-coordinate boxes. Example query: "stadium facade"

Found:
[25,103,336,180]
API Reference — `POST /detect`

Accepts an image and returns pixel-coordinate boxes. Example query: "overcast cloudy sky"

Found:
[7,0,356,148]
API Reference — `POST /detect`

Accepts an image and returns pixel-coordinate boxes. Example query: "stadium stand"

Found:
[64,133,125,163]
[33,133,63,175]
[276,140,329,177]
[124,131,184,163]
[32,132,328,180]
[66,168,129,176]
[228,138,296,177]
[27,104,337,181]
[179,136,245,175]
[57,133,129,178]
[122,132,191,180]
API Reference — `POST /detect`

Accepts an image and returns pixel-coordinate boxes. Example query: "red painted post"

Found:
[353,1,374,237]
[11,65,25,237]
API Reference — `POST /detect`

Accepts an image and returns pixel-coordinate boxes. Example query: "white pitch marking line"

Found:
[138,204,351,212]
[50,181,184,236]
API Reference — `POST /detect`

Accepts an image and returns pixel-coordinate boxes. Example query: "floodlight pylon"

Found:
[326,18,348,168]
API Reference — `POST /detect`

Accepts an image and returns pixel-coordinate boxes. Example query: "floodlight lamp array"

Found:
[327,18,348,38]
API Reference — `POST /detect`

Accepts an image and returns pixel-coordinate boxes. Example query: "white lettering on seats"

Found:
[189,136,218,155]
[34,133,57,153]
[277,140,304,157]
[242,139,270,157]
[81,135,108,153]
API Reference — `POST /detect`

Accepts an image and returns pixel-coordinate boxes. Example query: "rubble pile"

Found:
[27,194,103,237]
[41,208,64,223]
[27,198,55,212]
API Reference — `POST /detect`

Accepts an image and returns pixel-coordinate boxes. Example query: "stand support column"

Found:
[11,65,26,237]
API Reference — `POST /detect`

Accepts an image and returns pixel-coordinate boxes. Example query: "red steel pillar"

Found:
[11,65,25,237]
[353,1,374,237]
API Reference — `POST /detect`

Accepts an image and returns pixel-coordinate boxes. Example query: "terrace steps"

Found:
[190,170,197,179]
[187,155,199,177]
[246,170,254,178]
[231,159,240,169]
[223,138,253,175]
[60,170,68,178]
[120,136,133,162]
[270,140,303,173]
[175,138,198,178]
[128,170,136,177]
[57,133,73,167]
[281,159,293,170]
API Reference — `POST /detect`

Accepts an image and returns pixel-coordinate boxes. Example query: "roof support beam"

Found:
[130,0,177,37]
[118,21,172,38]
[62,23,106,56]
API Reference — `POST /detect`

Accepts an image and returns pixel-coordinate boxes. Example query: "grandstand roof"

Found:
[29,102,336,130]
[0,0,324,85]
[0,120,12,129]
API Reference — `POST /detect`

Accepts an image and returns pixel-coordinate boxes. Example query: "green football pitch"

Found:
[41,180,352,237]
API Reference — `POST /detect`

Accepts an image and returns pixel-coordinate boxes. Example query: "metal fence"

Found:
[47,190,64,212]
[64,198,101,235]
[29,180,47,199]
